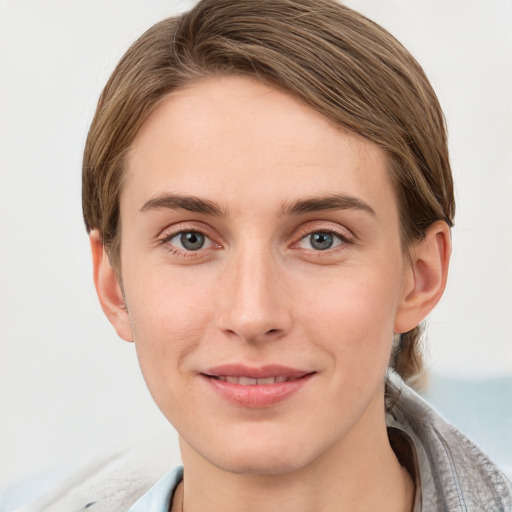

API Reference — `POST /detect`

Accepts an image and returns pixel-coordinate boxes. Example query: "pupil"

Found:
[181,232,205,250]
[310,232,333,250]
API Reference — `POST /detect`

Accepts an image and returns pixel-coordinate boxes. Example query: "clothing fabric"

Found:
[14,373,512,512]
[385,372,512,511]
[128,467,182,512]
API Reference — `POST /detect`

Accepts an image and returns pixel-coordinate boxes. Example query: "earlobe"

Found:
[394,221,452,334]
[90,230,133,342]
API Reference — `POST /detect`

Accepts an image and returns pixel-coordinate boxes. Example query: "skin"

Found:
[91,76,451,512]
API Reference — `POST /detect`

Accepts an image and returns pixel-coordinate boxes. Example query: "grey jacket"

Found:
[386,372,511,511]
[17,374,512,512]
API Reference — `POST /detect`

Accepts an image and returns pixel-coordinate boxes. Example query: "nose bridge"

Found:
[217,239,290,342]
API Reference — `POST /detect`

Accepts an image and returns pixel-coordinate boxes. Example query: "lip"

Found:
[201,364,315,408]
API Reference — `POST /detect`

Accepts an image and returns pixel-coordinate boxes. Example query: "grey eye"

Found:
[310,232,334,250]
[167,231,212,251]
[180,231,205,250]
[298,231,342,251]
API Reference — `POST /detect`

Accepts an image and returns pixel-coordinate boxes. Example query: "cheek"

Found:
[127,263,213,336]
[124,270,214,393]
[300,267,402,365]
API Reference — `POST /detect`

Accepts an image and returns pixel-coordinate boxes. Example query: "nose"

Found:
[216,245,292,344]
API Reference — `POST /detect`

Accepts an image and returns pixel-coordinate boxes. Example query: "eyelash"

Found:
[158,228,217,258]
[157,225,354,258]
[292,227,353,253]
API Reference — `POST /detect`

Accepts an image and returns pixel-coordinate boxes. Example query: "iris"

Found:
[310,232,334,250]
[180,231,205,250]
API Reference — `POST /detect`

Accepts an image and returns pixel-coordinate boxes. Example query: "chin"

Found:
[209,448,312,476]
[185,429,326,477]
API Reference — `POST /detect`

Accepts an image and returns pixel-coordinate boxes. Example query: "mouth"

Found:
[212,374,306,385]
[201,365,315,407]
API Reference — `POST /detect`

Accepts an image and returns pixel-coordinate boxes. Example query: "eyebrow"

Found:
[138,192,375,218]
[139,193,225,216]
[281,194,376,216]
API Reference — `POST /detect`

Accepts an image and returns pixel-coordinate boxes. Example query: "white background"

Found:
[1,0,511,488]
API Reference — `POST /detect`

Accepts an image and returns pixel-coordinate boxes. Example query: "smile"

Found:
[215,375,296,385]
[202,365,315,407]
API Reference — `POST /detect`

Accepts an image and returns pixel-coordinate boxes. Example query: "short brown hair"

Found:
[82,0,454,383]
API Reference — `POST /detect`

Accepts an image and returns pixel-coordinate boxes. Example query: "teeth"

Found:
[239,377,258,385]
[216,375,290,385]
[257,377,277,385]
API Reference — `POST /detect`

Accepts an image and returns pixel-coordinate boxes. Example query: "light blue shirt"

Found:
[128,466,183,512]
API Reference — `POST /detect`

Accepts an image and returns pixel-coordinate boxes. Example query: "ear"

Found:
[90,230,133,342]
[394,221,452,334]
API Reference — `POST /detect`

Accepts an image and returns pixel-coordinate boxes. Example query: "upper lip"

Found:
[203,364,313,379]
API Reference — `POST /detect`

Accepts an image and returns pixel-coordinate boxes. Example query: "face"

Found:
[112,76,416,475]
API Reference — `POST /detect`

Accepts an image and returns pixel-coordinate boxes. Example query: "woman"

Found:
[23,0,512,510]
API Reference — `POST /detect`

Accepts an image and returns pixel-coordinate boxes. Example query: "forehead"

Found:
[123,76,396,222]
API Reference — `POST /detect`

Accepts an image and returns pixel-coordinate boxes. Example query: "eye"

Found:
[298,231,343,251]
[167,230,214,251]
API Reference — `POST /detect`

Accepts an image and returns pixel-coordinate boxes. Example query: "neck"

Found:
[175,395,414,512]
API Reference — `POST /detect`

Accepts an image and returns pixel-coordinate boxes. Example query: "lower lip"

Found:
[202,374,314,408]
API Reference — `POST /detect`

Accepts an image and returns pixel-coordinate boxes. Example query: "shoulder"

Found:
[386,372,512,512]
[12,434,180,512]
